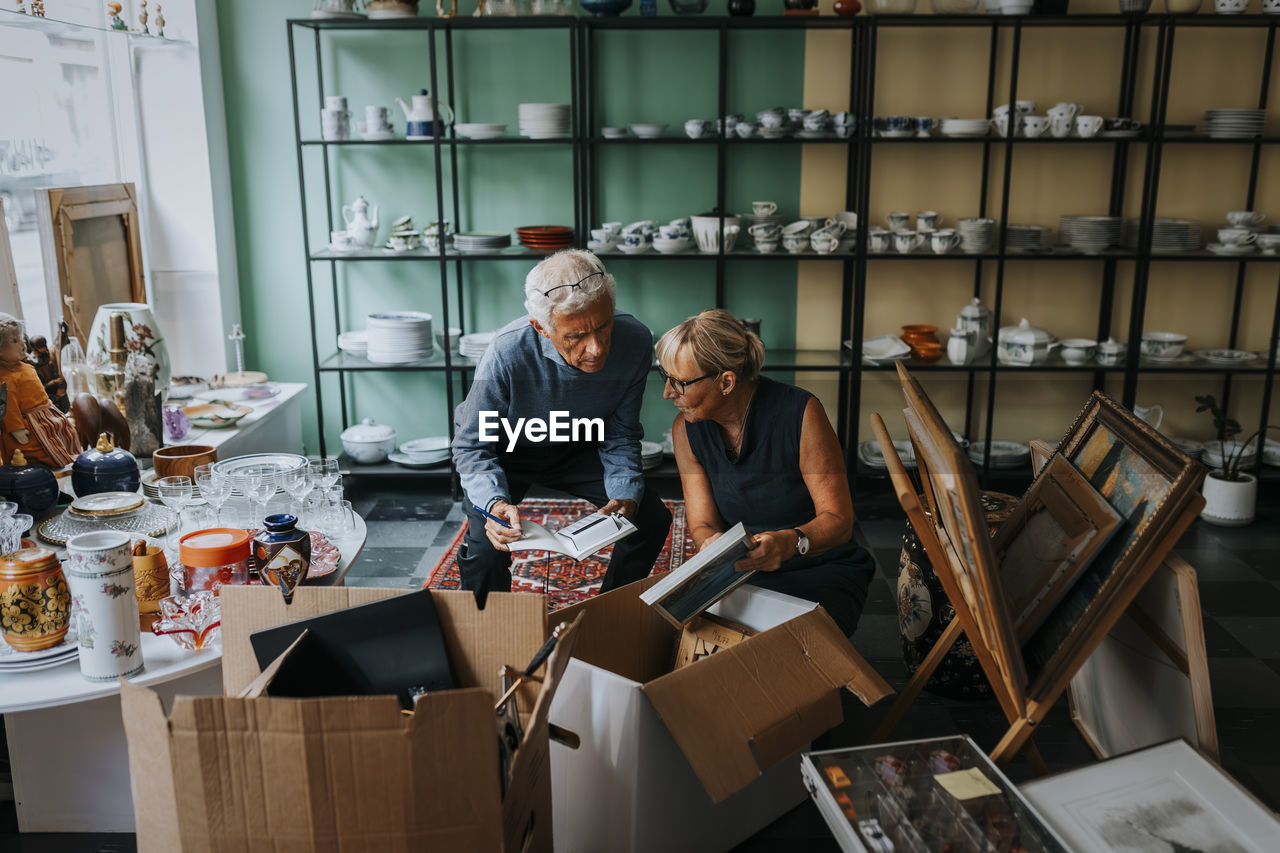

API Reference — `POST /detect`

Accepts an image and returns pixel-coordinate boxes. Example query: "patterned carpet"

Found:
[424,498,693,610]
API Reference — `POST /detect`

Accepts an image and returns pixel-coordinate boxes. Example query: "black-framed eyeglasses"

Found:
[657,365,718,395]
[541,269,605,298]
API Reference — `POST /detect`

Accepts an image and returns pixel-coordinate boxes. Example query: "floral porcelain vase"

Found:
[64,530,143,681]
[0,547,71,652]
[85,302,171,391]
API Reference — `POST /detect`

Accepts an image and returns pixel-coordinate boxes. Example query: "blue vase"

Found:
[253,514,312,604]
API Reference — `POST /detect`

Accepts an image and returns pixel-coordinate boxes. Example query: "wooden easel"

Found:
[870,364,1206,767]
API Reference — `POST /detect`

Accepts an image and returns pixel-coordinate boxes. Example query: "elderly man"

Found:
[452,250,672,606]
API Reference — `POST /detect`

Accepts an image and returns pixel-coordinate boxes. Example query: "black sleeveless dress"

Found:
[684,377,875,637]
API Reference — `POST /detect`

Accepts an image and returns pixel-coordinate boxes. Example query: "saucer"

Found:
[326,243,360,253]
[359,130,395,141]
[1206,242,1256,255]
[1141,352,1197,364]
[388,451,450,469]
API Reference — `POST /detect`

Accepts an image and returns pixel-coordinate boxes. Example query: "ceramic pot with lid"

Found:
[997,318,1057,365]
[341,418,397,464]
[0,450,62,516]
[72,433,141,498]
[0,547,71,652]
[958,298,992,357]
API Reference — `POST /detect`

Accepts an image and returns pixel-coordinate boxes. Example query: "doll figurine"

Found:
[0,314,80,468]
[107,1,127,30]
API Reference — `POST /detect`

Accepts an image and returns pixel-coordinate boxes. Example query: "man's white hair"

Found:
[523,249,616,329]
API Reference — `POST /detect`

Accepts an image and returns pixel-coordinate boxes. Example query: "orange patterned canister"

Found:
[0,547,71,652]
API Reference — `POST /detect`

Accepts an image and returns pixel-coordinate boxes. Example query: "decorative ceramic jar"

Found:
[958,297,992,357]
[71,433,141,498]
[64,531,143,681]
[85,303,170,392]
[253,514,312,604]
[898,491,1017,699]
[0,547,71,652]
[341,418,397,464]
[0,450,62,516]
[997,318,1056,365]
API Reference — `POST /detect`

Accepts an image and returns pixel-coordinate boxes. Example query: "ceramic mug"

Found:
[65,531,143,682]
[752,201,778,217]
[916,211,942,231]
[886,212,911,231]
[1050,115,1074,138]
[868,231,892,253]
[1022,116,1050,138]
[1217,228,1256,246]
[364,105,391,131]
[321,108,350,141]
[1226,211,1266,227]
[894,231,925,254]
[811,233,840,254]
[930,229,961,253]
[325,95,348,112]
[1075,115,1104,138]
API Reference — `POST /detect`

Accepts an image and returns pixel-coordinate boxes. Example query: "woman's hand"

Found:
[734,530,796,573]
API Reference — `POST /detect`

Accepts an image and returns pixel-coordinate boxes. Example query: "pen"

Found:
[472,504,513,529]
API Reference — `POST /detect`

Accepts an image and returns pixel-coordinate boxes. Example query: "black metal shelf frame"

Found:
[287,14,1280,494]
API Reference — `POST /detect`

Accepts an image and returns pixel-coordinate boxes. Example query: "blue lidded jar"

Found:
[252,514,312,604]
[70,433,141,498]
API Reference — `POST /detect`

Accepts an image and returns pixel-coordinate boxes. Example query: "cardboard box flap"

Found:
[555,576,672,683]
[641,607,893,803]
[120,681,182,852]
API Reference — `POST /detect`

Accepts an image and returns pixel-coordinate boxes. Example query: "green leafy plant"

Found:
[1194,394,1277,481]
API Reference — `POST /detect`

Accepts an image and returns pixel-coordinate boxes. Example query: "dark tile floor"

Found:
[3,481,1278,852]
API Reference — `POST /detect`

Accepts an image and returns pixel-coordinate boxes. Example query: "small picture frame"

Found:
[639,522,756,628]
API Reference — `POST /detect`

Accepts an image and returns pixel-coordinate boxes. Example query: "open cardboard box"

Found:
[122,586,578,853]
[549,579,893,853]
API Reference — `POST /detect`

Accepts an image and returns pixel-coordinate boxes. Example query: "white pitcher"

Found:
[1133,403,1164,430]
[342,195,379,247]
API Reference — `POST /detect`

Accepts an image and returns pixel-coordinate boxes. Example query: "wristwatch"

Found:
[793,529,810,556]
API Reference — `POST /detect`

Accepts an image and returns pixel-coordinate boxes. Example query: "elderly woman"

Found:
[655,309,874,636]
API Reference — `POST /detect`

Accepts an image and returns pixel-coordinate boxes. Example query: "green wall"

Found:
[217,1,806,454]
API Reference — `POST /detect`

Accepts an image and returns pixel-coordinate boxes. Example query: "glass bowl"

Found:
[151,592,222,650]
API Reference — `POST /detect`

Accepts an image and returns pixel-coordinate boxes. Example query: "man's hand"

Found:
[484,500,523,552]
[597,498,637,519]
[734,530,797,573]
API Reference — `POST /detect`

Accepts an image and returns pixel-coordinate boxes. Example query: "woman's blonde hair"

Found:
[655,309,764,383]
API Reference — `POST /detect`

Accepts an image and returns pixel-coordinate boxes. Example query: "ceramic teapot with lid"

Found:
[957,297,992,357]
[397,89,454,139]
[997,318,1057,365]
[342,196,379,247]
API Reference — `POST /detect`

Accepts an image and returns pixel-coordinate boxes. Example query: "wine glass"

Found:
[246,473,277,528]
[194,464,232,525]
[281,467,313,520]
[157,476,194,549]
[310,457,341,492]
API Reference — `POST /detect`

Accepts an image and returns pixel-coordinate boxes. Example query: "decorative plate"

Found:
[1193,349,1257,365]
[1140,352,1198,364]
[195,384,281,403]
[38,505,170,546]
[183,402,253,429]
[68,491,146,518]
[0,629,78,665]
[858,439,916,470]
[400,436,451,455]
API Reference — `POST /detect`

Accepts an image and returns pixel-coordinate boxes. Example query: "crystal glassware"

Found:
[246,474,277,529]
[157,476,194,548]
[194,464,233,524]
[310,457,341,491]
[150,591,222,650]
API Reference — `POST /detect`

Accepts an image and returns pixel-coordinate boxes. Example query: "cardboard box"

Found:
[122,586,578,853]
[549,580,893,853]
[672,612,756,670]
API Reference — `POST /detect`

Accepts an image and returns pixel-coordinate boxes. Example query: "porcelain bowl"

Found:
[652,237,692,254]
[1140,331,1188,359]
[601,126,627,139]
[629,123,668,139]
[1059,338,1097,364]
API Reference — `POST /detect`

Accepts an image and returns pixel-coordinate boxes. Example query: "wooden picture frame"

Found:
[991,454,1123,640]
[35,183,146,344]
[0,197,20,318]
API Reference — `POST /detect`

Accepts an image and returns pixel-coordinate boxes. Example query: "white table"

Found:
[1,515,367,833]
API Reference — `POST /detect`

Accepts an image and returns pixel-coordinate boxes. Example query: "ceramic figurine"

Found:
[253,515,312,605]
[139,0,149,34]
[30,0,44,15]
[107,1,127,29]
[0,314,79,468]
[155,4,165,36]
[436,0,457,16]
[15,2,25,15]
[26,335,68,413]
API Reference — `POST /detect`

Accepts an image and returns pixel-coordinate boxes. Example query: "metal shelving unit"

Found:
[286,13,1280,500]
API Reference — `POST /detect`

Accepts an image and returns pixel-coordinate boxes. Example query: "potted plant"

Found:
[1194,394,1276,526]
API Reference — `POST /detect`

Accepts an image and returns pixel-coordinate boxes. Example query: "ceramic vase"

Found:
[1200,471,1256,527]
[253,514,312,604]
[65,531,143,681]
[85,302,171,391]
[0,547,71,652]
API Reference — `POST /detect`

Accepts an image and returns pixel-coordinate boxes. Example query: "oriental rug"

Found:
[424,498,692,611]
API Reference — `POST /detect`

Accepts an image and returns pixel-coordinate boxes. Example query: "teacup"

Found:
[1048,102,1080,122]
[831,111,854,128]
[834,124,855,139]
[1140,331,1188,359]
[930,229,960,253]
[894,230,924,254]
[590,228,615,244]
[787,108,807,124]
[321,108,351,141]
[886,212,911,231]
[601,221,623,236]
[388,233,419,251]
[1256,234,1280,254]
[868,231,892,253]
[1075,115,1104,138]
[832,211,858,230]
[758,110,787,129]
[684,119,712,139]
[783,220,813,236]
[621,231,650,248]
[913,117,934,137]
[1059,338,1097,365]
[749,223,781,240]
[325,95,348,112]
[803,112,828,132]
[735,122,758,138]
[1015,100,1038,115]
[1226,211,1266,228]
[1218,228,1256,246]
[1022,116,1050,138]
[330,230,355,250]
[811,232,840,254]
[753,201,779,217]
[755,240,779,254]
[659,225,688,240]
[1050,115,1073,138]
[916,211,942,231]
[782,233,810,254]
[884,116,910,134]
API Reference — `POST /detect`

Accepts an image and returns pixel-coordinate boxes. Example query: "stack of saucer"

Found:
[1203,109,1265,139]
[366,312,433,364]
[1121,218,1202,253]
[519,103,571,139]
[460,331,495,360]
[453,232,511,253]
[390,436,451,469]
[0,631,78,673]
[1062,215,1121,254]
[640,440,664,471]
[939,118,991,138]
[957,218,997,253]
[337,330,368,358]
[1005,224,1049,253]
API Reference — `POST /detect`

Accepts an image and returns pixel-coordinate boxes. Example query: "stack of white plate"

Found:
[460,331,495,360]
[455,122,507,140]
[1170,437,1205,461]
[367,311,433,364]
[956,218,997,253]
[640,440,663,471]
[939,118,991,138]
[453,232,511,253]
[1120,218,1203,253]
[1062,215,1121,254]
[0,631,78,673]
[858,439,916,470]
[967,440,1030,469]
[1005,224,1049,253]
[1204,109,1265,139]
[389,436,451,469]
[337,330,368,358]
[1263,438,1280,468]
[859,334,912,364]
[519,103,571,139]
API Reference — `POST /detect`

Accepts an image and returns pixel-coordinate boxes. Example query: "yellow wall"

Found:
[800,6,1280,449]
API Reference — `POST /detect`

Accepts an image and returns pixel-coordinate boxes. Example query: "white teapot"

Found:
[342,195,379,247]
[958,297,992,357]
[396,89,454,138]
